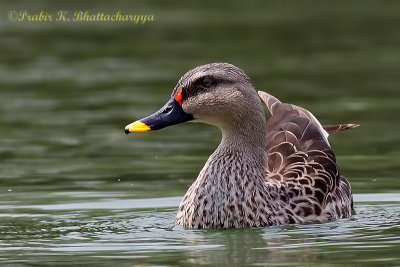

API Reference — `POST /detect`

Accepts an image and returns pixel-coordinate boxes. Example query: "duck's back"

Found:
[259,91,353,222]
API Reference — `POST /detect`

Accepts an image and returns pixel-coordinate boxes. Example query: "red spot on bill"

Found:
[175,88,183,105]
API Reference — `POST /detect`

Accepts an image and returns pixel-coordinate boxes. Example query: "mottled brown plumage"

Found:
[259,91,354,224]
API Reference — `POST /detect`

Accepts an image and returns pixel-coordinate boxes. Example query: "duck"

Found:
[125,63,358,229]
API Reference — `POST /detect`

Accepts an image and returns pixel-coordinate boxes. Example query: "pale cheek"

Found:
[182,91,242,122]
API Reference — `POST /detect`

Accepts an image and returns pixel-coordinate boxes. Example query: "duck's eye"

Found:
[202,77,213,88]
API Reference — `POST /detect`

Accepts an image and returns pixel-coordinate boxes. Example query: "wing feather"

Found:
[258,91,353,220]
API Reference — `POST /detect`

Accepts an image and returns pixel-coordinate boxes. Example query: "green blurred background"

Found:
[1,0,399,195]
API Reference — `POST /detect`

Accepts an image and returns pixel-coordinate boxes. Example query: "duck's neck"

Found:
[217,109,267,166]
[176,105,273,228]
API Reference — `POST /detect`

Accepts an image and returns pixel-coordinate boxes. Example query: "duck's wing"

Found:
[258,91,354,220]
[259,91,359,135]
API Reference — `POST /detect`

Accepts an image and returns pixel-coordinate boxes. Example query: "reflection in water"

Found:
[179,196,400,266]
[187,229,269,265]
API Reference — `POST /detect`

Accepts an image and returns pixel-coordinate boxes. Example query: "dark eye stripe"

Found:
[181,75,226,100]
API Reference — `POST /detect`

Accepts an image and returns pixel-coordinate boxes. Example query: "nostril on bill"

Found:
[163,106,173,113]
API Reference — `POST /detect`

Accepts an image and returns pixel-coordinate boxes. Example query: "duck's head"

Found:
[125,63,263,134]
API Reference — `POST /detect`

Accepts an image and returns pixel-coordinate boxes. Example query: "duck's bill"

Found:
[125,97,194,134]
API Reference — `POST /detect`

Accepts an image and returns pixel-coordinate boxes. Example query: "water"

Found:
[1,0,400,266]
[1,193,399,266]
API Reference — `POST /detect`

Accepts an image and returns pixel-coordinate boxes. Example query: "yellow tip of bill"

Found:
[125,121,151,133]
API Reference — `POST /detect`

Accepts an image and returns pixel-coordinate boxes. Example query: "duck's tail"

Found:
[323,124,359,134]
